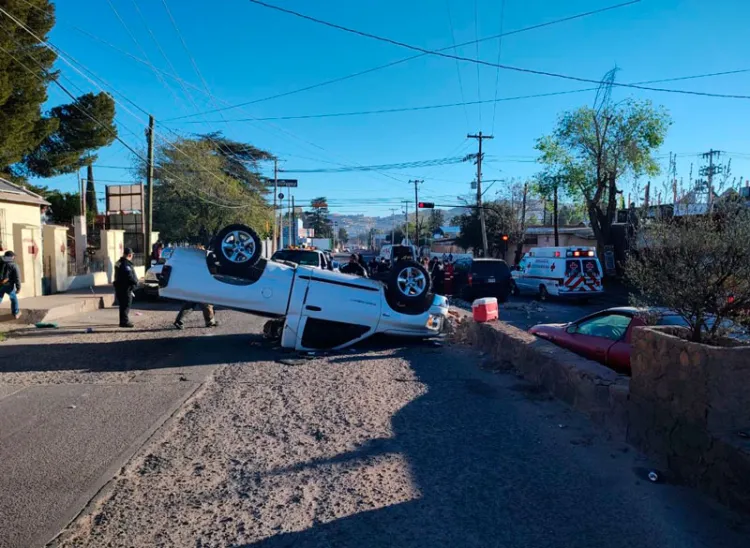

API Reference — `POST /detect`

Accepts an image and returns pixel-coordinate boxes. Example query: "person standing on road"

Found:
[174,303,217,329]
[0,251,22,319]
[113,247,139,328]
[174,245,218,329]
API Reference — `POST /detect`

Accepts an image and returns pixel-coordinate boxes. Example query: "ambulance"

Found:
[511,246,604,301]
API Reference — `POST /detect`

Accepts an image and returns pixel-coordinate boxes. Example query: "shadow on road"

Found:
[236,343,749,548]
[0,333,272,374]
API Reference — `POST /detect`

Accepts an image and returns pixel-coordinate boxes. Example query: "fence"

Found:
[131,253,146,267]
[67,254,106,277]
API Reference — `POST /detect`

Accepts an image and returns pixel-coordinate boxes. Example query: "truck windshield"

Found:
[272,250,320,267]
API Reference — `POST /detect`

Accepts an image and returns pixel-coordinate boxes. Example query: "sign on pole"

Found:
[275,179,298,188]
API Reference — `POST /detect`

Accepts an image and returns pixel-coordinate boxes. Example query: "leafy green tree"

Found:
[337,226,348,244]
[306,197,332,238]
[427,209,445,236]
[143,134,272,244]
[25,183,80,224]
[455,201,522,258]
[535,79,671,253]
[0,1,117,179]
[626,204,750,343]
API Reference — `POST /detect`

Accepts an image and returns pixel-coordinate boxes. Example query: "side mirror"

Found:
[565,324,578,334]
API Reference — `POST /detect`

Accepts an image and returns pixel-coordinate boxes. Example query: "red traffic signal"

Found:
[417,202,435,209]
[501,234,509,241]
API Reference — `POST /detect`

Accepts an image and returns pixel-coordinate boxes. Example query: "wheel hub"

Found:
[396,267,426,297]
[221,230,255,264]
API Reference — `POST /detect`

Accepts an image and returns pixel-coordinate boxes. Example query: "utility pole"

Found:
[700,149,723,210]
[291,195,296,247]
[468,132,493,257]
[553,183,559,247]
[145,115,155,254]
[409,179,424,245]
[389,207,398,244]
[272,158,278,251]
[287,190,292,247]
[401,200,410,243]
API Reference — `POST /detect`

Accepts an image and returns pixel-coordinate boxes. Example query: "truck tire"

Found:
[387,260,432,308]
[213,224,262,276]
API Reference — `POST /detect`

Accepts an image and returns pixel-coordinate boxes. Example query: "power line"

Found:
[445,0,470,131]
[166,0,643,121]
[0,18,257,210]
[14,1,409,191]
[281,157,469,174]
[474,0,482,128]
[491,0,507,134]
[175,68,750,123]
[245,0,750,100]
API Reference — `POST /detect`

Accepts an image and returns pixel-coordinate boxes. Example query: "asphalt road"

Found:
[0,303,268,548]
[41,312,749,547]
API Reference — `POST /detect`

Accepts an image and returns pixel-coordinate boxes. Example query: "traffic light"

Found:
[501,234,509,241]
[417,202,435,209]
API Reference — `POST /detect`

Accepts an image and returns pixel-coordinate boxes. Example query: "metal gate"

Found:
[42,254,52,295]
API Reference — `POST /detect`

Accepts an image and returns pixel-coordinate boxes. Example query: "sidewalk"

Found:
[0,286,116,328]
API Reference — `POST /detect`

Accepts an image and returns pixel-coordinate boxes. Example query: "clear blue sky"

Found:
[35,0,750,215]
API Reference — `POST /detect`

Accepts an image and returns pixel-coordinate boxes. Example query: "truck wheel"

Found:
[539,285,549,301]
[213,224,262,276]
[387,260,432,307]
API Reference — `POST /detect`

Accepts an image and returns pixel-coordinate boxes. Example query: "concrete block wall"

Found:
[629,326,750,512]
[451,312,750,513]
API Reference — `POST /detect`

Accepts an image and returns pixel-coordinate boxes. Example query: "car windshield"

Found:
[576,313,632,340]
[472,261,509,276]
[272,250,320,266]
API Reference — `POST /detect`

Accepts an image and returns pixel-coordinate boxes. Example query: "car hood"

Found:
[529,323,567,335]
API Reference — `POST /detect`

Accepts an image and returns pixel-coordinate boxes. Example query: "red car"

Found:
[529,307,688,373]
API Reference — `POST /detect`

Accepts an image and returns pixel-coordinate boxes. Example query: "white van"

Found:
[511,246,604,300]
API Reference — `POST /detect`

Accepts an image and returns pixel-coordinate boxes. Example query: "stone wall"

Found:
[629,326,750,511]
[451,311,630,440]
[451,312,750,513]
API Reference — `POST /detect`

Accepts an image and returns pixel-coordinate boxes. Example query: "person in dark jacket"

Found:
[0,251,22,319]
[113,247,139,328]
[340,254,366,276]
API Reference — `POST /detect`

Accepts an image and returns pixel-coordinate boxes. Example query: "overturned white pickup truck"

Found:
[158,224,448,351]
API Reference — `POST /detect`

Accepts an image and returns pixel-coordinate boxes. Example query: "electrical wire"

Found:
[474,0,482,128]
[445,0,470,131]
[244,0,750,100]
[491,0,507,134]
[174,68,750,123]
[281,157,469,174]
[166,0,643,121]
[0,20,258,210]
[10,0,410,192]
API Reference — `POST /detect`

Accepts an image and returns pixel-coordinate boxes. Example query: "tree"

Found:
[625,205,750,343]
[1,1,117,179]
[85,164,98,217]
[536,71,671,255]
[455,200,522,258]
[337,226,348,244]
[306,197,332,238]
[25,183,80,224]
[142,134,272,244]
[427,209,445,236]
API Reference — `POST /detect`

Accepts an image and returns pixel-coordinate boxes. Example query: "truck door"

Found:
[296,272,382,350]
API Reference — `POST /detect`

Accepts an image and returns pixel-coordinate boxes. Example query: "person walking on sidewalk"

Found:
[0,251,22,319]
[173,302,218,330]
[113,247,138,328]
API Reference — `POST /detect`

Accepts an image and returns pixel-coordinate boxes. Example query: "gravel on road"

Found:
[53,330,750,548]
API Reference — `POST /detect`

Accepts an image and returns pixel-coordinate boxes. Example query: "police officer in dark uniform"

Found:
[113,247,139,328]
